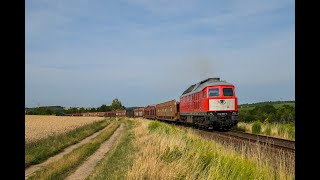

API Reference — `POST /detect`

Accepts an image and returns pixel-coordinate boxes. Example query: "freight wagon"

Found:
[144,105,156,119]
[82,112,106,117]
[105,110,127,117]
[133,108,144,118]
[156,100,180,121]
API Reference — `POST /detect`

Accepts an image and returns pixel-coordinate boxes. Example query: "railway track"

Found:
[192,128,295,153]
[226,130,295,152]
[163,120,295,153]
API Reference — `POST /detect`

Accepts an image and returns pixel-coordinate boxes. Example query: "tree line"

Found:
[26,98,126,115]
[239,104,295,123]
[239,100,294,108]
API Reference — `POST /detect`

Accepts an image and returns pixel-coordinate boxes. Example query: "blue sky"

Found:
[25,0,295,108]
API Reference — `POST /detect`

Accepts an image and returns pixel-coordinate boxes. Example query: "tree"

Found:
[110,98,125,110]
[260,104,276,114]
[46,108,53,115]
[97,104,111,112]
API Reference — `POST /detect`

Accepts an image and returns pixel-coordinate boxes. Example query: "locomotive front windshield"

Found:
[208,88,219,97]
[223,88,234,96]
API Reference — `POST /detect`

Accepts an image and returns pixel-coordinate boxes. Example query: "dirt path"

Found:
[65,123,125,180]
[25,122,114,179]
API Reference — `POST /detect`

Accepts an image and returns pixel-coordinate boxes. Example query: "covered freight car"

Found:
[105,111,115,117]
[105,110,126,117]
[144,105,156,119]
[115,110,126,117]
[156,100,180,121]
[133,108,144,118]
[82,112,106,117]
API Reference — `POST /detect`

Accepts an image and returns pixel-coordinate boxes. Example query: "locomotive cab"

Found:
[179,77,238,131]
[205,85,238,130]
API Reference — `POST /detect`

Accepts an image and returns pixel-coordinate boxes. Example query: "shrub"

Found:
[278,125,286,136]
[252,121,262,134]
[264,124,271,136]
[285,124,295,140]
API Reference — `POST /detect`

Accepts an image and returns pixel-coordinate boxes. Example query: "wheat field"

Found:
[25,115,105,144]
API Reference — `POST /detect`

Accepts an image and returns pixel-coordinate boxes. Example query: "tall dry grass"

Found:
[127,120,294,180]
[236,122,295,140]
[25,115,105,144]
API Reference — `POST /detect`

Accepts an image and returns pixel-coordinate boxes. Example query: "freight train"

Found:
[104,77,238,130]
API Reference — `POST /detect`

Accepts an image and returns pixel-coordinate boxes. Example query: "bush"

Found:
[285,124,295,139]
[278,125,286,136]
[264,124,271,136]
[252,121,262,134]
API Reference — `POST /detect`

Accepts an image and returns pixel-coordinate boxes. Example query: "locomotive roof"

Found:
[180,78,233,97]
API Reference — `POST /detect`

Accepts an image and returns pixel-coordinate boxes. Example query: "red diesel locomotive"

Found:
[106,77,238,131]
[179,77,238,130]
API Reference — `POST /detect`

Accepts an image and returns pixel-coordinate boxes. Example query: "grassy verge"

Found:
[27,121,121,180]
[87,119,138,180]
[126,120,294,180]
[25,119,111,168]
[236,122,295,140]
